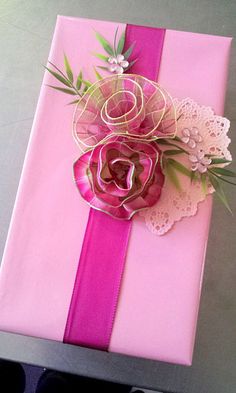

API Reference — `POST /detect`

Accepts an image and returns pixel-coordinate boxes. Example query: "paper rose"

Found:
[73,136,164,219]
[73,74,177,151]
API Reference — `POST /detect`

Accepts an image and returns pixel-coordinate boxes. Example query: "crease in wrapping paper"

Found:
[0,16,232,365]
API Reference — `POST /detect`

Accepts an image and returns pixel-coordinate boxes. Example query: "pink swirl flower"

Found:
[73,74,177,151]
[73,136,164,219]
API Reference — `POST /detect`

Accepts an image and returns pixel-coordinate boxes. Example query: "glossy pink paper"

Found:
[0,16,232,365]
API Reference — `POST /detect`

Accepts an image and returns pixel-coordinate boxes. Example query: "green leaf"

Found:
[97,65,109,71]
[211,167,236,177]
[201,173,207,195]
[44,66,71,87]
[210,158,232,165]
[123,42,136,59]
[176,114,184,122]
[76,77,92,88]
[46,85,77,95]
[95,31,114,56]
[208,173,232,213]
[83,86,89,93]
[172,135,182,142]
[67,98,81,105]
[125,58,138,71]
[113,27,119,56]
[82,79,92,88]
[156,139,172,145]
[168,159,191,177]
[216,189,232,213]
[63,54,73,83]
[191,170,198,183]
[157,139,189,153]
[92,52,109,61]
[160,154,165,171]
[164,149,183,156]
[208,169,236,186]
[47,61,70,81]
[208,173,219,190]
[94,67,103,80]
[165,162,181,191]
[117,31,125,54]
[76,70,83,90]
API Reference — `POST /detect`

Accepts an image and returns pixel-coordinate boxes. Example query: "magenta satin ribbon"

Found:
[64,209,131,349]
[64,24,166,349]
[123,24,165,80]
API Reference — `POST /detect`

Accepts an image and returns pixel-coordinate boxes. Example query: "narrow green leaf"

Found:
[191,170,198,183]
[63,54,73,83]
[82,79,92,87]
[67,98,81,105]
[208,169,236,186]
[176,114,184,122]
[44,66,71,87]
[117,31,125,54]
[215,188,232,213]
[201,173,207,195]
[76,77,92,88]
[166,141,188,153]
[123,42,136,59]
[92,52,109,61]
[47,61,71,81]
[83,86,89,93]
[46,85,77,95]
[208,173,232,213]
[208,173,219,190]
[156,139,172,145]
[95,31,114,56]
[172,135,182,142]
[165,162,181,191]
[164,149,183,156]
[97,65,109,71]
[94,67,103,80]
[210,158,232,165]
[76,70,83,90]
[160,155,165,171]
[168,159,191,177]
[211,167,236,177]
[113,27,119,56]
[125,58,138,71]
[157,139,189,153]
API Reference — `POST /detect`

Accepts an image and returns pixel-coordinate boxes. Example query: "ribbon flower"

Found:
[73,74,177,151]
[45,43,235,224]
[73,136,164,219]
[72,74,175,218]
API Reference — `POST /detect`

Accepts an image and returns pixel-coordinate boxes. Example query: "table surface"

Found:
[0,1,236,392]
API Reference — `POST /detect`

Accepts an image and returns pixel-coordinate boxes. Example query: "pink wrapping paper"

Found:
[0,16,232,365]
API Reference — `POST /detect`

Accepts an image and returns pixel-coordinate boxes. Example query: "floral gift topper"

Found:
[45,27,235,235]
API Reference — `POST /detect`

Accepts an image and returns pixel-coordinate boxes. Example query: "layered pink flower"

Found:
[73,74,177,151]
[73,136,164,219]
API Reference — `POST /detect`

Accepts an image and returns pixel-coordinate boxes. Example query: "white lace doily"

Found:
[140,98,231,235]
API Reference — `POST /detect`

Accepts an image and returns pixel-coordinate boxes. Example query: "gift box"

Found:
[0,16,232,366]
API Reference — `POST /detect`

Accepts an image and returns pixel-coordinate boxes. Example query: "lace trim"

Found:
[140,98,231,235]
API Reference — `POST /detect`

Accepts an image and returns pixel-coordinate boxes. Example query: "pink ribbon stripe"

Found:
[63,209,131,349]
[64,24,166,350]
[124,24,166,80]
